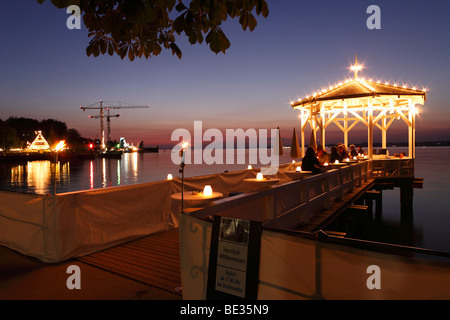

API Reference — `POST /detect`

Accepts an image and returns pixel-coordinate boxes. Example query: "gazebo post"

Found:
[382,117,387,150]
[408,99,416,159]
[301,126,305,157]
[368,98,374,159]
[320,104,326,148]
[344,102,349,150]
[300,109,307,157]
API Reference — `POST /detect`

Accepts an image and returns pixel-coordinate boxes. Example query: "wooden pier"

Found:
[77,227,182,296]
[75,159,420,296]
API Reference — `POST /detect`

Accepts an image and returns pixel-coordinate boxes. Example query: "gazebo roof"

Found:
[291,78,427,109]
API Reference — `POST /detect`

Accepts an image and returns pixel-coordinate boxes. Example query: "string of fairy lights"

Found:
[289,58,428,108]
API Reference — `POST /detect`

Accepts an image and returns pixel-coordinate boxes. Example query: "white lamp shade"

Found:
[203,185,213,196]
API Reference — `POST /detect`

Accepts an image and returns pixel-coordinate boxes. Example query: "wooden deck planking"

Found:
[77,227,182,295]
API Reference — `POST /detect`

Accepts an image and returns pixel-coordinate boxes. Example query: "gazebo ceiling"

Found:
[291,78,427,109]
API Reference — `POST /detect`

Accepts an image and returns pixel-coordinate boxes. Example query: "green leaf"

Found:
[99,40,107,55]
[239,11,248,31]
[170,42,182,59]
[107,41,115,56]
[173,15,186,34]
[247,13,257,31]
[128,47,135,61]
[261,1,269,18]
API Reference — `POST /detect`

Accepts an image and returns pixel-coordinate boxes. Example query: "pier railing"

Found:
[188,161,372,230]
[371,157,414,178]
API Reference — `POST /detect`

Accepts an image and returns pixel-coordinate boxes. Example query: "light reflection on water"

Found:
[0,147,449,252]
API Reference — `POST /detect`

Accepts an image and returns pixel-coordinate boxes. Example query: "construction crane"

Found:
[80,100,150,150]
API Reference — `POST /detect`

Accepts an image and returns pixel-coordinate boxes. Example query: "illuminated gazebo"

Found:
[291,57,427,159]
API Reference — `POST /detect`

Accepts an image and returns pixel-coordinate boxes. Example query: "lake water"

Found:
[1,147,449,254]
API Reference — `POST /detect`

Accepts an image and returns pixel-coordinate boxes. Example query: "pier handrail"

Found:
[190,160,372,229]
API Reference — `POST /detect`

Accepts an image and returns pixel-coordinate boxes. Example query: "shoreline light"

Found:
[54,140,66,151]
[167,174,173,180]
[295,166,302,172]
[256,173,263,180]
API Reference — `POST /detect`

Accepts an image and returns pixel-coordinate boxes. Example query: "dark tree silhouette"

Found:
[36,0,269,60]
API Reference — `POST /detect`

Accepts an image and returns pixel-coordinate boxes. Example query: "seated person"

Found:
[301,147,321,174]
[330,146,343,163]
[317,144,330,165]
[349,144,358,158]
[338,144,350,160]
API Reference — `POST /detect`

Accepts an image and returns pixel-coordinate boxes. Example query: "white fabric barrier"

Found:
[179,213,450,299]
[0,163,297,263]
[0,191,54,262]
[0,179,178,263]
[51,179,177,262]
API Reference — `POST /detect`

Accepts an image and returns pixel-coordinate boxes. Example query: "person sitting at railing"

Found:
[330,146,343,163]
[302,147,321,174]
[316,144,330,165]
[338,144,350,160]
[393,152,406,158]
[349,144,358,158]
[357,145,365,155]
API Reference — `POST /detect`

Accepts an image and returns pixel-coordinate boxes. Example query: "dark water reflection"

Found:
[0,147,449,253]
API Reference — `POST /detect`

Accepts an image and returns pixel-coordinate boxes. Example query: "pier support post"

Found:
[400,179,414,225]
[364,190,382,220]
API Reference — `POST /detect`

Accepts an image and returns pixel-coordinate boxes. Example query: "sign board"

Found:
[206,216,262,300]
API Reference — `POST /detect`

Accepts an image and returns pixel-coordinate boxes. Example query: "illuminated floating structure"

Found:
[290,56,427,159]
[28,131,50,151]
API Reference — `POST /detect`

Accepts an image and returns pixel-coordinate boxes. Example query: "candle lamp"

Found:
[203,185,213,196]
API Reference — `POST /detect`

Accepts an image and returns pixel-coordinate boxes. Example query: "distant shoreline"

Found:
[155,143,450,151]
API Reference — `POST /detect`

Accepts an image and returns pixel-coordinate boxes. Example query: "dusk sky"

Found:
[1,1,450,148]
